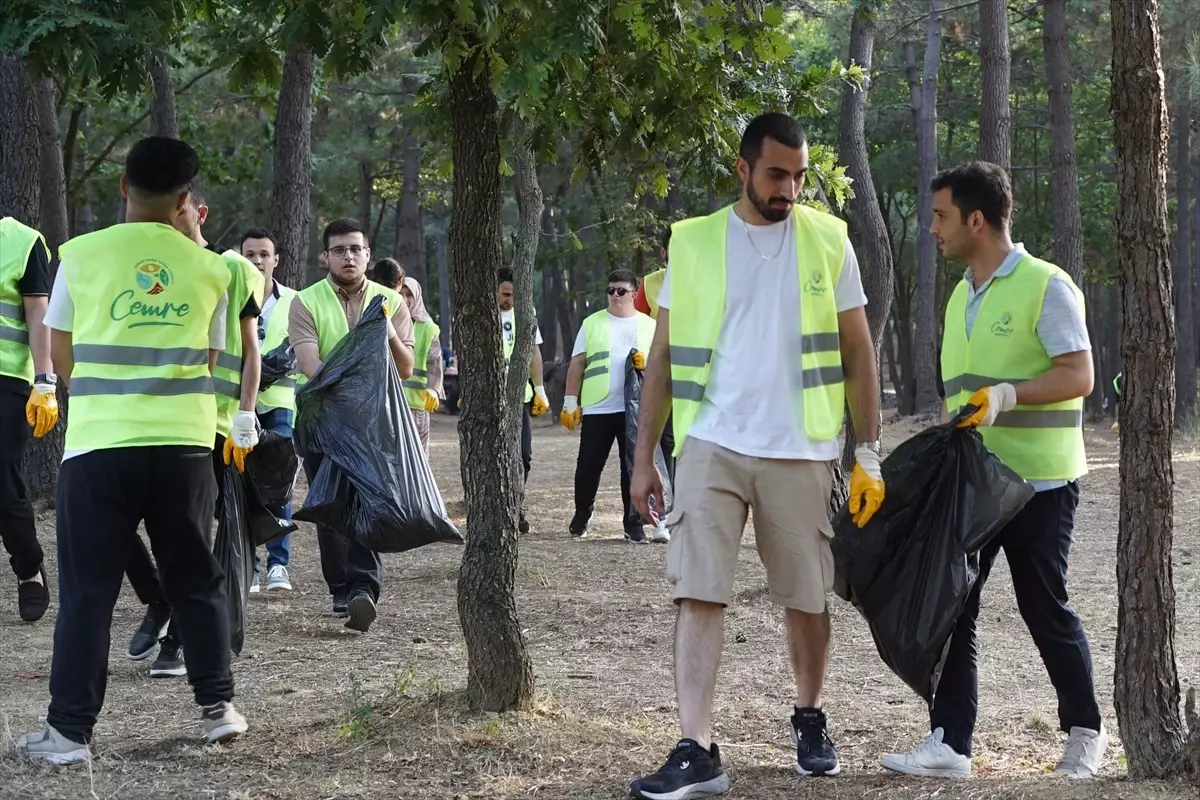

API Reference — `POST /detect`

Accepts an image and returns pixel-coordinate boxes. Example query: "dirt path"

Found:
[3,413,1200,799]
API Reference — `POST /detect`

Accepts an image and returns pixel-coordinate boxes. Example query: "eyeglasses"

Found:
[606,287,631,297]
[327,245,366,257]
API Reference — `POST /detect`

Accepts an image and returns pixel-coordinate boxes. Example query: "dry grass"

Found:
[3,412,1200,799]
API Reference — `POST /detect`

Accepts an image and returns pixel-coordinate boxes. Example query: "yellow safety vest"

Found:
[214,250,265,438]
[256,284,307,414]
[642,269,666,321]
[501,310,535,403]
[60,223,230,451]
[0,218,47,384]
[297,278,402,360]
[666,204,847,456]
[941,254,1087,481]
[579,310,656,407]
[403,320,441,409]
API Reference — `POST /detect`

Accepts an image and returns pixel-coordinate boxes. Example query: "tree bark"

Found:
[1043,0,1086,286]
[450,45,534,714]
[1174,80,1196,420]
[837,4,893,468]
[907,2,942,414]
[978,0,1012,171]
[270,46,315,290]
[395,132,426,286]
[0,55,39,221]
[437,230,452,348]
[150,55,179,139]
[1111,0,1193,777]
[358,156,373,238]
[34,78,67,255]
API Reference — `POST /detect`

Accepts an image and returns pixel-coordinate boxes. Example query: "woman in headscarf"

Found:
[400,276,443,450]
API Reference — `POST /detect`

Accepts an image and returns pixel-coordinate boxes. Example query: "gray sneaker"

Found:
[17,725,91,765]
[266,565,292,591]
[201,701,248,744]
[1053,725,1107,778]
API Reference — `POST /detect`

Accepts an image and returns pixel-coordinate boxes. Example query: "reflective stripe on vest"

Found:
[0,218,45,384]
[665,205,846,455]
[214,251,265,436]
[579,310,656,407]
[59,222,231,450]
[403,320,441,408]
[940,254,1087,481]
[256,286,305,414]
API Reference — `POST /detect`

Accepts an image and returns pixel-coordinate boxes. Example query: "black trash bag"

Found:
[214,464,254,655]
[293,295,462,553]
[260,337,297,391]
[243,430,299,547]
[623,350,672,523]
[831,409,1034,704]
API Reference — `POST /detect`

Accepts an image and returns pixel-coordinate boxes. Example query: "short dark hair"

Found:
[608,268,638,288]
[497,267,514,286]
[125,136,199,195]
[322,218,367,250]
[739,113,807,166]
[371,257,404,289]
[930,161,1012,230]
[240,227,277,252]
[187,178,206,206]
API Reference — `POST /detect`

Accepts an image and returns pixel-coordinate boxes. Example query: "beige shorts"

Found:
[664,438,835,613]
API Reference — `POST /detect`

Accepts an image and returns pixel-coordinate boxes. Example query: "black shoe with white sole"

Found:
[629,739,730,800]
[149,634,186,678]
[344,592,377,633]
[128,602,172,660]
[790,706,840,776]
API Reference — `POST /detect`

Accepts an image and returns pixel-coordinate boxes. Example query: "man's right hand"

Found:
[631,455,665,525]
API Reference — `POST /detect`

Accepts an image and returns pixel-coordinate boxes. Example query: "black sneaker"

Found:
[128,602,171,660]
[150,634,186,678]
[790,706,840,776]
[518,512,531,535]
[569,511,589,538]
[630,739,730,800]
[17,568,50,623]
[345,592,377,633]
[329,597,348,618]
[624,525,648,544]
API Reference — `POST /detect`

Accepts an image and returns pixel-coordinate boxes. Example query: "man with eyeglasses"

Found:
[560,269,657,542]
[289,218,413,633]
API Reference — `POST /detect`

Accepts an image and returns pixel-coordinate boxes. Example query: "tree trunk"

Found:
[1111,0,1195,777]
[358,157,372,237]
[1174,80,1196,420]
[837,4,893,467]
[978,0,1012,171]
[270,46,315,290]
[907,2,942,414]
[0,55,39,221]
[1043,0,1086,286]
[437,230,451,347]
[150,55,179,138]
[449,46,534,714]
[395,131,427,287]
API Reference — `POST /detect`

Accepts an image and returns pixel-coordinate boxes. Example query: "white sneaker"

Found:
[202,701,248,744]
[17,725,91,765]
[650,520,670,543]
[880,728,971,778]
[1053,725,1107,778]
[266,565,292,591]
[249,569,260,593]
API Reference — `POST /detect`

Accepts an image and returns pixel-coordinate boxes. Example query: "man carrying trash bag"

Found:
[880,162,1106,779]
[289,218,413,633]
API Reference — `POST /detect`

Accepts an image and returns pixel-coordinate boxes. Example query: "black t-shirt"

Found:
[0,239,52,395]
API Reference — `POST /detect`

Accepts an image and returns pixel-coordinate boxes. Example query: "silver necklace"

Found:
[737,209,790,261]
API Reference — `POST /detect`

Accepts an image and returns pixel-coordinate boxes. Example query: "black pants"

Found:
[574,412,640,531]
[48,446,233,744]
[520,401,532,484]
[659,414,676,490]
[0,385,42,580]
[303,452,382,603]
[930,482,1102,756]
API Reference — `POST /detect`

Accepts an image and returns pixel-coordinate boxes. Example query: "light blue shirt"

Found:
[959,244,1090,492]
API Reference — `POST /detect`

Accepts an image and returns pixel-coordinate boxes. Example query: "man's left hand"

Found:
[848,444,885,528]
[531,385,550,416]
[224,410,259,473]
[25,383,58,439]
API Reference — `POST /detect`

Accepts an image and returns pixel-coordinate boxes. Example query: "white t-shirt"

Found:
[499,307,543,350]
[572,313,644,415]
[658,213,867,460]
[44,261,229,460]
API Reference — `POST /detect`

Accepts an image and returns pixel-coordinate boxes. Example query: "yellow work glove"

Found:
[956,383,1017,428]
[422,389,440,413]
[223,410,259,473]
[632,350,646,370]
[531,385,550,416]
[560,396,582,432]
[848,444,885,528]
[25,382,58,439]
[1111,420,1120,435]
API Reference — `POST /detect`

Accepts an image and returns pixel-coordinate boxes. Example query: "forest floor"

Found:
[4,412,1200,800]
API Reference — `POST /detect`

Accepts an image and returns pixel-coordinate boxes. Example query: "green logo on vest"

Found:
[990,311,1014,337]
[109,260,191,328]
[804,272,828,296]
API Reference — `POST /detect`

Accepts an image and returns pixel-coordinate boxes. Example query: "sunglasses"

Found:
[606,287,631,297]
